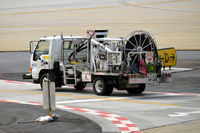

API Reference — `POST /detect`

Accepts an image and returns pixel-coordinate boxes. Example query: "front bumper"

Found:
[22,73,32,79]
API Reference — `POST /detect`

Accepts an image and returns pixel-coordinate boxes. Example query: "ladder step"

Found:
[63,64,77,86]
[66,78,76,80]
[65,83,76,85]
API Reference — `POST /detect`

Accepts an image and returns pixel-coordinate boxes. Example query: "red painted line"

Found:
[0,79,25,84]
[98,114,111,117]
[116,117,128,121]
[0,79,34,85]
[126,124,137,127]
[120,127,129,131]
[0,99,19,104]
[61,106,140,132]
[96,111,111,114]
[112,121,123,124]
[27,101,43,105]
[0,99,141,133]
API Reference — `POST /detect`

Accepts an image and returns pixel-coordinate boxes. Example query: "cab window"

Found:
[33,40,50,61]
[64,41,73,50]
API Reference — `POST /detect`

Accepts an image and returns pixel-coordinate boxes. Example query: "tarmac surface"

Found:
[0,51,200,133]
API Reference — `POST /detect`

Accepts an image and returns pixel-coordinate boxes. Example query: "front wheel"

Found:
[40,73,48,89]
[126,84,146,94]
[93,77,113,96]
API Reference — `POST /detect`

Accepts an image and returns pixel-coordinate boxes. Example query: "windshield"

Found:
[33,40,50,61]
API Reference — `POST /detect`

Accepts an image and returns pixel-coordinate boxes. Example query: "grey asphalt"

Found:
[0,102,101,133]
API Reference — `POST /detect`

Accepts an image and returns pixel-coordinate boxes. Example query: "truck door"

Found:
[31,40,50,79]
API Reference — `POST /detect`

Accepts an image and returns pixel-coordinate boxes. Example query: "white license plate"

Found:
[129,78,148,84]
[129,74,157,84]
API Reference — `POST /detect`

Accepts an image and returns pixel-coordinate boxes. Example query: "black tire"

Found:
[74,82,86,90]
[55,82,62,88]
[93,77,113,96]
[126,84,146,94]
[40,73,48,89]
[40,72,60,89]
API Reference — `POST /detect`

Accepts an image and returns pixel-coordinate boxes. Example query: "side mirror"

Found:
[30,41,34,53]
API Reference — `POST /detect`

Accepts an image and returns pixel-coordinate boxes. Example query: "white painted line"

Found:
[162,67,193,71]
[56,97,128,104]
[56,99,103,104]
[162,67,193,73]
[169,110,200,117]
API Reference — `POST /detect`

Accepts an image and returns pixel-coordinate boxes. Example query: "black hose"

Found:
[68,42,87,62]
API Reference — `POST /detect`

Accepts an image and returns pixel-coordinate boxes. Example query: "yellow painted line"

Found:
[0,89,41,95]
[0,89,181,107]
[0,0,188,16]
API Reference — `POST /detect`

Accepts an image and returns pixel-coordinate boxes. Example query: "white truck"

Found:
[23,30,168,96]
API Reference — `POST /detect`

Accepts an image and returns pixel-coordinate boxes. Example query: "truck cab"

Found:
[28,36,87,88]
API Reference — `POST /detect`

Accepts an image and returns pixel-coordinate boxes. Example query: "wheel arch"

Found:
[39,69,49,80]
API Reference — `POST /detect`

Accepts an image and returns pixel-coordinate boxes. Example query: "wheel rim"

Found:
[95,80,103,93]
[43,76,48,82]
[41,75,47,88]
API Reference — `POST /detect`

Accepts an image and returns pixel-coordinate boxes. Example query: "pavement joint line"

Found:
[0,99,141,133]
[0,0,187,16]
[0,89,181,107]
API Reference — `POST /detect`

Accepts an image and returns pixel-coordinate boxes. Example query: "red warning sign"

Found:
[145,52,154,63]
[87,30,94,37]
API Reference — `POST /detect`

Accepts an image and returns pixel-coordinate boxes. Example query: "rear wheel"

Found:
[93,77,113,96]
[74,82,86,90]
[126,84,146,94]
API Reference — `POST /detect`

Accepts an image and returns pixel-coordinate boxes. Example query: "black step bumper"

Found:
[22,73,32,79]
